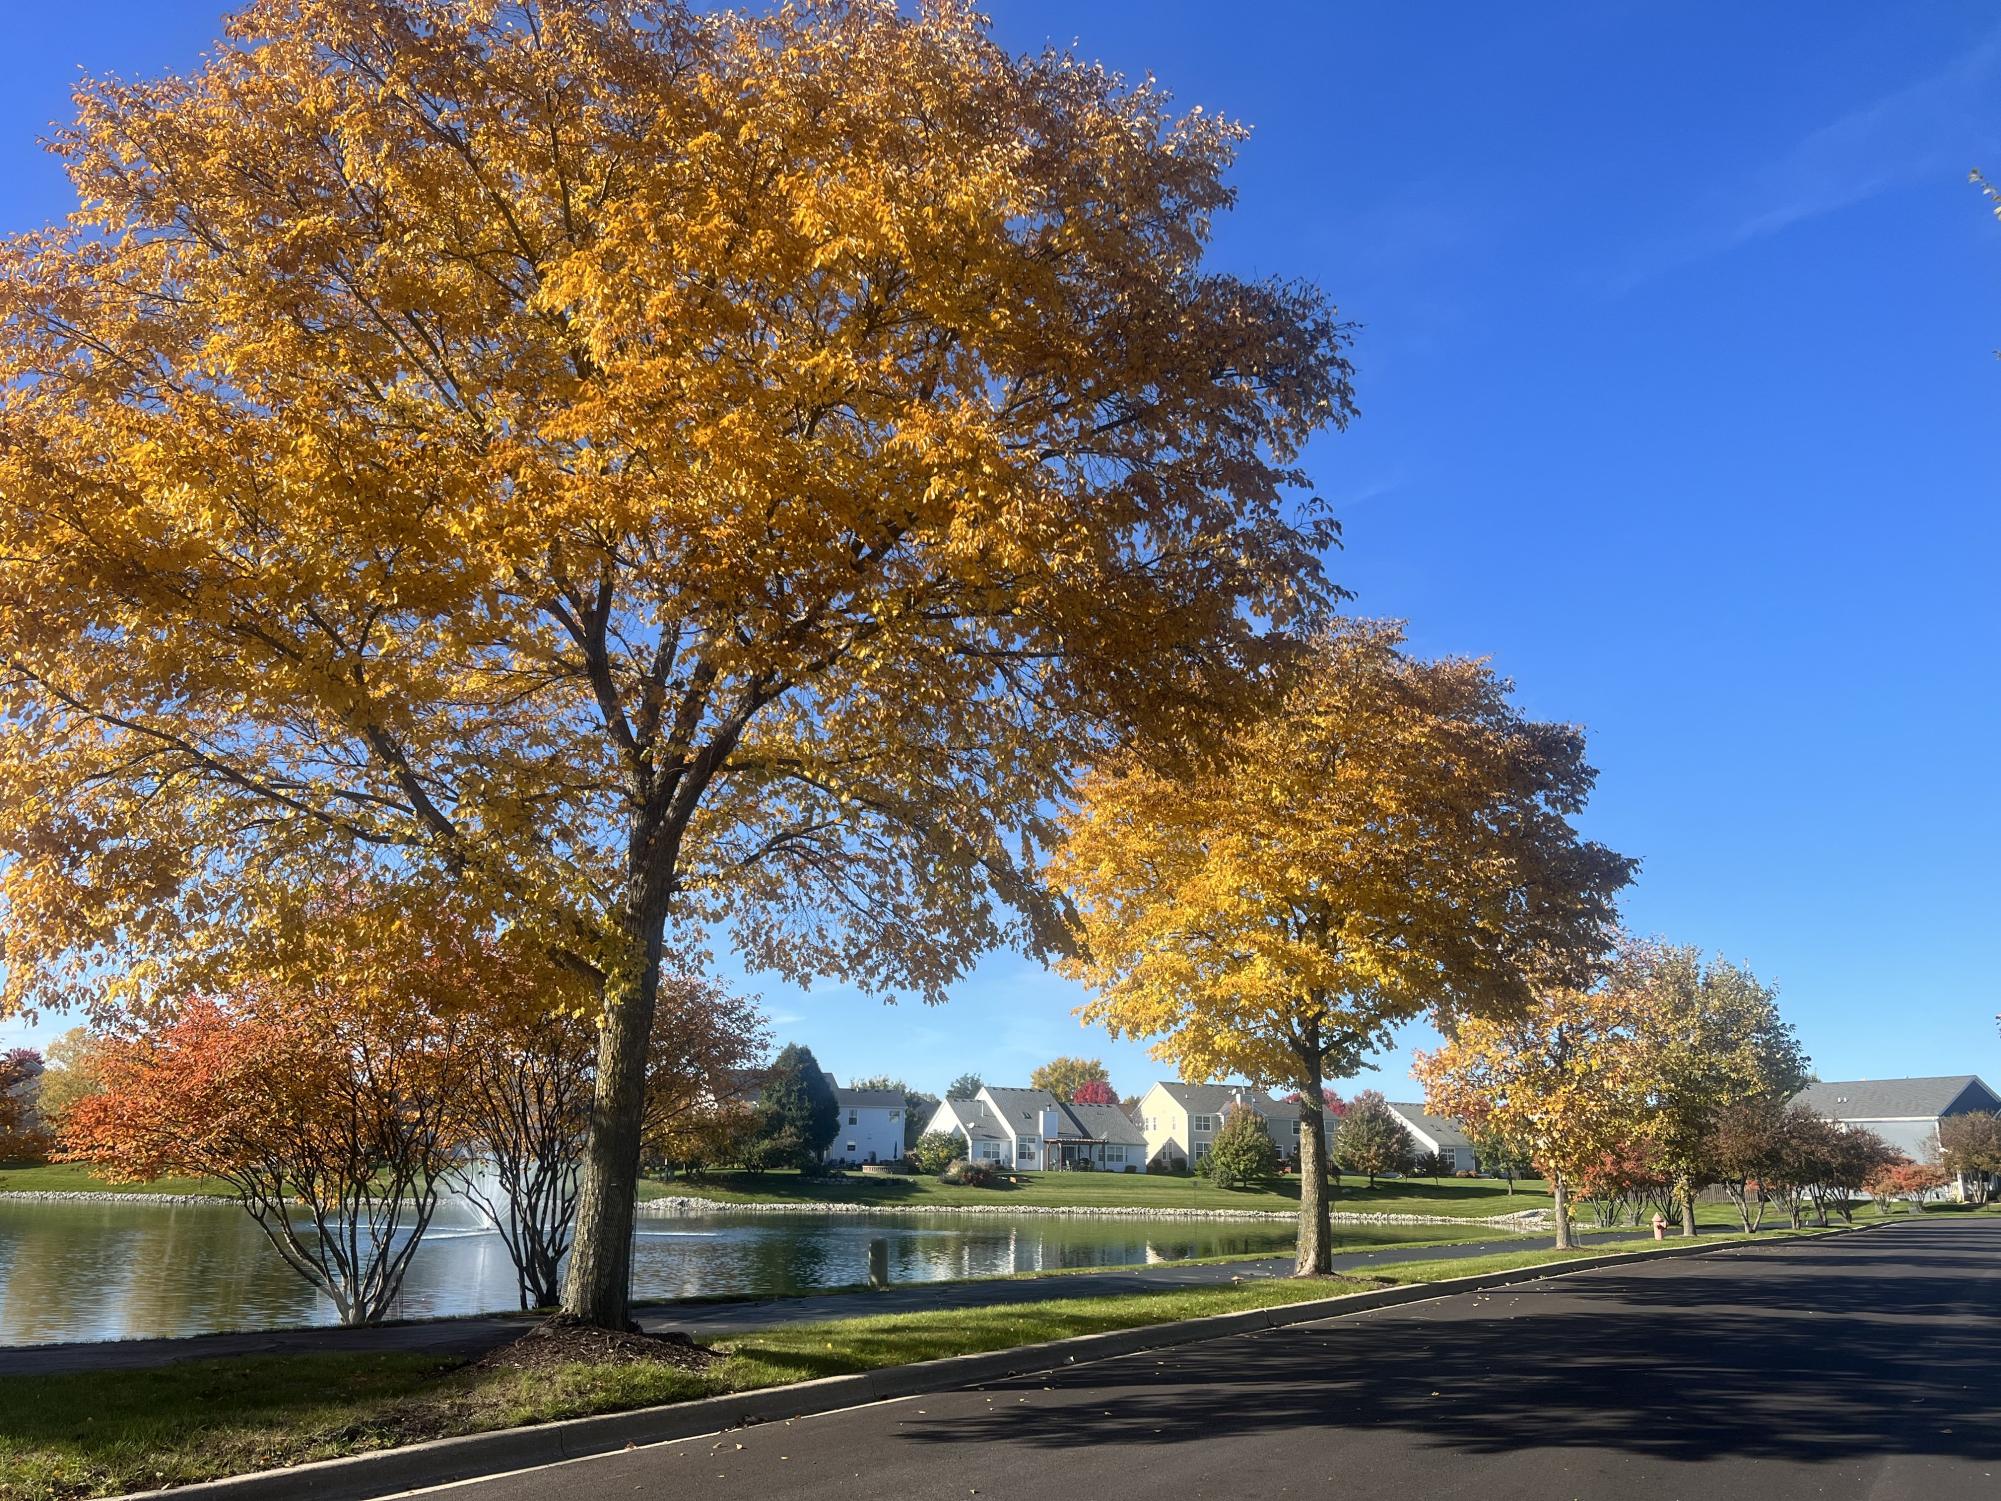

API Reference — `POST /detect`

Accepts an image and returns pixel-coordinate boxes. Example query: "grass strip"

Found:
[0,1278,1364,1500]
[0,1164,236,1198]
[639,1167,1560,1219]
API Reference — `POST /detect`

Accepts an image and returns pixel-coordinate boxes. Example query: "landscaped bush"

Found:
[910,1131,962,1175]
[940,1157,1004,1188]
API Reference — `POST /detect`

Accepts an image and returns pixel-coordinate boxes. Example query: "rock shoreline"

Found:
[637,1196,1551,1230]
[0,1190,237,1206]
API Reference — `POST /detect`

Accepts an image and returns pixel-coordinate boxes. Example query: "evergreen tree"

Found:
[1203,1105,1280,1188]
[746,1045,839,1172]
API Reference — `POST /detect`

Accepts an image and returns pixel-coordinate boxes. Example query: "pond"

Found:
[0,1196,1300,1346]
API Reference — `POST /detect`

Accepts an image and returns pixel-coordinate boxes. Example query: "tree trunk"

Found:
[1679,1176,1697,1238]
[1551,1168,1573,1250]
[1728,1186,1753,1233]
[562,919,663,1329]
[1293,1056,1332,1277]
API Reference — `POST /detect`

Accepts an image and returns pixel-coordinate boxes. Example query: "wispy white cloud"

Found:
[1609,29,2001,293]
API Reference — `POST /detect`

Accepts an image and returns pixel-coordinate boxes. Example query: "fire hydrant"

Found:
[1651,1212,1668,1241]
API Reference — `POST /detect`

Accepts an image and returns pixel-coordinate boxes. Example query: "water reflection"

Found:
[0,1198,1298,1346]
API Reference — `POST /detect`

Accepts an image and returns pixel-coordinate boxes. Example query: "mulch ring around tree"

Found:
[471,1314,723,1374]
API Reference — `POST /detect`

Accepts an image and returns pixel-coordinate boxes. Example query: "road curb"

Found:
[119,1223,1882,1500]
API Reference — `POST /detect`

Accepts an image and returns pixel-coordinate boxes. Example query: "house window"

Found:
[848,1110,858,1125]
[979,1141,1004,1161]
[1018,1137,1038,1159]
[1195,1142,1211,1161]
[1106,1145,1125,1164]
[1192,1115,1214,1134]
[846,1141,857,1155]
[889,1109,900,1120]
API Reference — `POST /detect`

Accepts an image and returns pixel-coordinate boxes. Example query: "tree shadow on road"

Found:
[900,1222,2001,1466]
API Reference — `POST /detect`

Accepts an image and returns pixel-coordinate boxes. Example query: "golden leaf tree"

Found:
[1414,986,1648,1249]
[1053,623,1634,1274]
[0,2,1357,1325]
[1615,942,1808,1235]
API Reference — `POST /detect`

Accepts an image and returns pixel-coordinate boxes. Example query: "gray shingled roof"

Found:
[832,1087,906,1111]
[1058,1101,1147,1146]
[1156,1081,1291,1119]
[925,1098,1006,1141]
[1792,1076,2000,1120]
[1384,1102,1473,1151]
[981,1086,1063,1126]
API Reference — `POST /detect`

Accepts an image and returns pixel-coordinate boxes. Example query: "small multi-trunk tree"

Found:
[1937,1112,2001,1204]
[454,969,767,1309]
[1057,623,1634,1274]
[1571,1142,1669,1230]
[61,940,468,1328]
[1864,1158,1948,1213]
[1706,1097,1787,1232]
[0,0,1356,1329]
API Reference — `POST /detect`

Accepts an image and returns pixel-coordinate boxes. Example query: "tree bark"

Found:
[1679,1175,1697,1238]
[1551,1168,1573,1249]
[1293,1054,1332,1276]
[561,915,663,1328]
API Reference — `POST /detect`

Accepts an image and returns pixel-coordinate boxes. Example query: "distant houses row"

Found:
[821,1076,1472,1174]
[821,1072,2001,1194]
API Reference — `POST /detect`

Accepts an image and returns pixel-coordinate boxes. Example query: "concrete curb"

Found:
[119,1223,1886,1501]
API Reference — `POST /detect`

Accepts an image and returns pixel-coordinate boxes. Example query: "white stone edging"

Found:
[637,1195,1550,1230]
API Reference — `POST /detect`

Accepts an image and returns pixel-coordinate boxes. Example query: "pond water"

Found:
[0,1196,1299,1346]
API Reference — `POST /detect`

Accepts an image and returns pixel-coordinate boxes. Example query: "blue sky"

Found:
[2,5,1998,1101]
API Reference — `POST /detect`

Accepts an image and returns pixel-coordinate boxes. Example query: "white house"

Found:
[824,1081,908,1167]
[1133,1082,1308,1170]
[1383,1102,1477,1173]
[921,1086,1146,1172]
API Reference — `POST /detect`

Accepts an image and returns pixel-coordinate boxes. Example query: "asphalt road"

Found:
[3,1223,1676,1376]
[428,1219,2001,1501]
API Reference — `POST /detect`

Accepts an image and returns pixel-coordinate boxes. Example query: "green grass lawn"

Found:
[0,1162,236,1198]
[643,1168,1557,1219]
[0,1278,1370,1500]
[0,1224,1859,1500]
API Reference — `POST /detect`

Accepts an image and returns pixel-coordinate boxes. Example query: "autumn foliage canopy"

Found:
[0,0,1361,1325]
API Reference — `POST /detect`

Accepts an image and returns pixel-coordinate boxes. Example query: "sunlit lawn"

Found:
[643,1167,1559,1219]
[0,1162,236,1198]
[0,1278,1367,1500]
